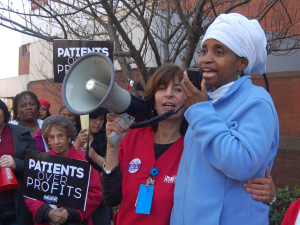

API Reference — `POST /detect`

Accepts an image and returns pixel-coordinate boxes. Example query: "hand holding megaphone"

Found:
[106,113,134,146]
[107,113,134,145]
[0,155,15,169]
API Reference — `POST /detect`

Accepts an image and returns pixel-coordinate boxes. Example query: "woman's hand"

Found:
[85,146,105,169]
[88,146,96,158]
[106,113,130,147]
[181,71,208,109]
[48,208,68,224]
[104,113,130,171]
[243,167,276,204]
[74,129,88,150]
[0,155,16,169]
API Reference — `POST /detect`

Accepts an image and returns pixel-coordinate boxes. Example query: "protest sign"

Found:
[53,40,114,83]
[23,150,91,211]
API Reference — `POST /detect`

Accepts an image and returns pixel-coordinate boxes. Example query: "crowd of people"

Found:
[0,12,298,225]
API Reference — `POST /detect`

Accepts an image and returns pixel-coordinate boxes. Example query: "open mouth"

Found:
[163,102,175,107]
[203,69,217,77]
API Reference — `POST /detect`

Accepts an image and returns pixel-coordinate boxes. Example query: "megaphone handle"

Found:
[108,131,122,146]
[108,113,135,146]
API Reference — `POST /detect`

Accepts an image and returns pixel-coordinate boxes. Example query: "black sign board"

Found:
[23,150,91,211]
[53,40,114,83]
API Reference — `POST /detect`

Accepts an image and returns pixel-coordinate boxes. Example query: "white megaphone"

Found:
[62,52,149,145]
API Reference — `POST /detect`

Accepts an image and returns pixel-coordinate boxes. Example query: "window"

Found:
[22,44,30,56]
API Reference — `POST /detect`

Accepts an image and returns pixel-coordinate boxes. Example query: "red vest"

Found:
[114,127,184,225]
[282,198,300,225]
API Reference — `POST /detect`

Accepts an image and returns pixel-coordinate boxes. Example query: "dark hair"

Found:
[89,107,109,125]
[40,106,51,120]
[59,106,67,114]
[0,99,11,123]
[13,91,40,121]
[74,115,81,134]
[46,108,51,118]
[59,106,82,134]
[143,63,188,136]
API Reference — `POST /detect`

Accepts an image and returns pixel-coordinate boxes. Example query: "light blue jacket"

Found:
[170,76,279,225]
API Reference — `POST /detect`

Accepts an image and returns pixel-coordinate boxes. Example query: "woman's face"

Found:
[17,94,39,122]
[154,77,185,121]
[89,115,105,135]
[60,108,75,123]
[39,106,48,120]
[47,126,70,156]
[0,109,4,128]
[198,39,247,92]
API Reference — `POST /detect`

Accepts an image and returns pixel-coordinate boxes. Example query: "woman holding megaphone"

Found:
[100,63,276,225]
[0,99,37,225]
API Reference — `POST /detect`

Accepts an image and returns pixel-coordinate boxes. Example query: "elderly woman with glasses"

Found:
[25,115,102,225]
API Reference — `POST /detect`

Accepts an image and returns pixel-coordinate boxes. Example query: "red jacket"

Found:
[282,198,300,225]
[25,145,102,225]
[114,127,184,225]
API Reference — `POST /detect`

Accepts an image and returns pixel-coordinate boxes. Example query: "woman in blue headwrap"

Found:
[171,13,279,225]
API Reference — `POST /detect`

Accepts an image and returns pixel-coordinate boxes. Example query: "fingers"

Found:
[265,166,272,179]
[200,79,206,94]
[0,155,15,168]
[88,147,95,157]
[243,169,276,204]
[79,129,88,134]
[246,177,268,185]
[106,113,119,123]
[48,208,67,224]
[243,183,271,204]
[106,114,123,134]
[182,72,195,90]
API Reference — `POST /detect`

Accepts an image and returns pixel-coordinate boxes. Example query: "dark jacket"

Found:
[8,123,37,225]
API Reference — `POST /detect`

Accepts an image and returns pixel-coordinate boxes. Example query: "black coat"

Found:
[8,123,37,225]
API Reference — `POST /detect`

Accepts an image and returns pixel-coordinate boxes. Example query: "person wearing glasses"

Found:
[25,115,102,225]
[74,107,111,225]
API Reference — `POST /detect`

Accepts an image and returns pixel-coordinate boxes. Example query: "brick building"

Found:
[1,1,300,189]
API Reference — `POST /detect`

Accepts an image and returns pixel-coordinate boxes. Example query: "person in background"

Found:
[38,99,51,120]
[281,198,300,225]
[74,107,111,225]
[59,106,75,124]
[99,63,276,225]
[59,106,81,134]
[0,99,36,225]
[25,115,102,225]
[171,13,279,225]
[74,107,109,170]
[10,91,49,152]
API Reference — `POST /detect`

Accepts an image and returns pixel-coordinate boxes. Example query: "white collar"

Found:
[207,81,235,103]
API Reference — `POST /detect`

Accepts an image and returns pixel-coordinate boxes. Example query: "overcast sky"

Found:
[0,1,22,80]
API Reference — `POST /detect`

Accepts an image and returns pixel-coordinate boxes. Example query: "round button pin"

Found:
[128,158,141,173]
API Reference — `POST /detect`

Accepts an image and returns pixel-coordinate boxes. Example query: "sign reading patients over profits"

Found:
[23,150,91,211]
[53,40,114,83]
